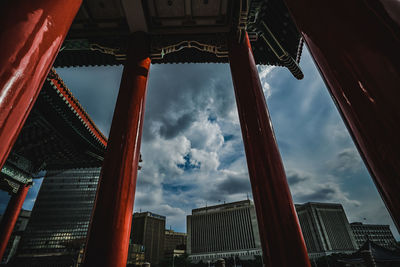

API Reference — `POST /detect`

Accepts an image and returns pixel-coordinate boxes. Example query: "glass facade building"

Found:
[17,168,100,259]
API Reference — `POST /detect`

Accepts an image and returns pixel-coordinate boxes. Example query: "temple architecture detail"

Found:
[1,0,399,267]
[0,69,106,261]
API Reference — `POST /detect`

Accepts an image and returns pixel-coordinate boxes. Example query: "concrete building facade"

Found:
[131,212,166,265]
[164,229,186,258]
[295,202,358,259]
[350,222,397,250]
[187,200,261,263]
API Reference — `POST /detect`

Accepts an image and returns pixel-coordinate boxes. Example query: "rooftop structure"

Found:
[0,68,107,260]
[55,0,304,79]
[0,68,106,196]
[339,239,400,266]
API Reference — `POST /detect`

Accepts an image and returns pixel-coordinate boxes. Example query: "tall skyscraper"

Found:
[350,222,397,249]
[15,168,100,265]
[187,200,262,263]
[0,209,31,264]
[131,212,166,265]
[295,202,358,259]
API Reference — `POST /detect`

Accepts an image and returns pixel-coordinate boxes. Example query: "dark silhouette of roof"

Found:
[340,239,400,264]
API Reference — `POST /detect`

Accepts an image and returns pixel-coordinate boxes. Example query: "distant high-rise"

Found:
[350,222,397,250]
[131,212,166,265]
[15,168,100,265]
[187,200,261,263]
[295,202,357,258]
[164,229,187,254]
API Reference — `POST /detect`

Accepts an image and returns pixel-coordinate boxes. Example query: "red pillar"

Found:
[0,0,82,169]
[283,0,400,231]
[83,32,150,267]
[0,184,29,260]
[229,33,310,267]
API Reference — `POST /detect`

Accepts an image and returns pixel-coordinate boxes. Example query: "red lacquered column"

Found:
[83,32,150,267]
[229,33,310,267]
[0,0,82,170]
[0,184,29,259]
[283,0,400,231]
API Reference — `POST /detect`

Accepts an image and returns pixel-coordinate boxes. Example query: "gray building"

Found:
[187,200,261,263]
[131,212,166,266]
[15,168,100,265]
[350,222,397,250]
[295,202,358,259]
[164,229,187,256]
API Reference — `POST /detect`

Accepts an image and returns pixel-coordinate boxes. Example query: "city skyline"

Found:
[0,48,398,240]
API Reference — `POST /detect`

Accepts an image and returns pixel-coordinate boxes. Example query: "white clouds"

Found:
[185,114,224,151]
[141,135,191,179]
[287,169,360,206]
[258,65,275,99]
[50,49,398,239]
[129,63,253,232]
[326,148,363,174]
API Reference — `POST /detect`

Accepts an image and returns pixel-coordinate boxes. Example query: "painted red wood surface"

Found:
[83,32,150,267]
[229,33,310,267]
[0,0,82,170]
[284,0,400,231]
[0,185,29,259]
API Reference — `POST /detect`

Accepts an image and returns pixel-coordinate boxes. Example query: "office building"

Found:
[187,200,262,263]
[165,229,187,251]
[295,202,358,259]
[127,241,145,267]
[15,168,100,265]
[0,209,31,264]
[164,229,187,259]
[350,222,397,250]
[131,212,166,265]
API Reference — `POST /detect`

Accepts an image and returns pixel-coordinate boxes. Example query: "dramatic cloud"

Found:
[1,48,397,241]
[216,173,252,195]
[55,50,400,238]
[287,171,309,185]
[327,148,363,174]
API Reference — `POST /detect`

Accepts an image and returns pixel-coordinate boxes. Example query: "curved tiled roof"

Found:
[47,68,107,148]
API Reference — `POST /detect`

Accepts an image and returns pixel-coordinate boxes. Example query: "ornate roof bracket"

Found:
[61,40,126,62]
[4,178,21,194]
[150,40,228,60]
[260,21,303,79]
[237,0,250,43]
[1,163,33,189]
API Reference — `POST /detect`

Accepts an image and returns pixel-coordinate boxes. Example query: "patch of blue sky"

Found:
[177,153,200,171]
[207,114,217,123]
[223,134,234,142]
[163,183,193,193]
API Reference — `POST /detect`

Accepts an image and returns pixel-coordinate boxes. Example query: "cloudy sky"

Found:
[0,48,398,239]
